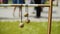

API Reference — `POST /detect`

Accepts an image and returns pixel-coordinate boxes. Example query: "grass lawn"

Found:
[0,21,60,34]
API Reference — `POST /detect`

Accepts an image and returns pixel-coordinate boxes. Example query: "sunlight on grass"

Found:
[0,21,60,34]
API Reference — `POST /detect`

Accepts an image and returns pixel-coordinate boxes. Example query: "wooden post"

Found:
[48,0,52,34]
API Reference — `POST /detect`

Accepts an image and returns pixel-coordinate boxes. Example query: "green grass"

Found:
[0,21,60,34]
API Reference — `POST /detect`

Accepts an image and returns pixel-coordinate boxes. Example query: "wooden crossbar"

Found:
[0,4,50,7]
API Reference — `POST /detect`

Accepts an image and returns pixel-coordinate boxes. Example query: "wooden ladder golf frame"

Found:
[0,0,53,34]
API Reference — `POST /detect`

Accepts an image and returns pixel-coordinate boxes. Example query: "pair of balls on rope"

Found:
[19,13,30,28]
[19,20,30,28]
[24,13,30,23]
[19,19,30,28]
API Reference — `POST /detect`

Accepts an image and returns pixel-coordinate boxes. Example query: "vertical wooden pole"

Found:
[48,0,53,34]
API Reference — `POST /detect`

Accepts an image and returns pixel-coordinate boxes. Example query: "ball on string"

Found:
[19,23,24,28]
[25,19,30,24]
[24,12,28,17]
